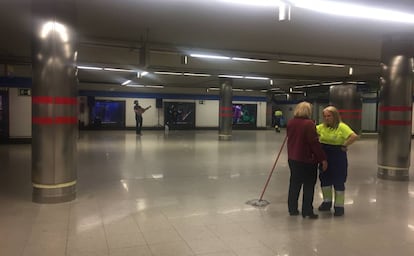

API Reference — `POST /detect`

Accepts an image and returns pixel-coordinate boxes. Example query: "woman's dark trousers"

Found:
[288,160,318,215]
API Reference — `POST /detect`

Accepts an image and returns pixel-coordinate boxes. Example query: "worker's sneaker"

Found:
[334,207,344,217]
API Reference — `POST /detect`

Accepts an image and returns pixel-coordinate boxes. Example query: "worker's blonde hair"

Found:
[323,105,342,128]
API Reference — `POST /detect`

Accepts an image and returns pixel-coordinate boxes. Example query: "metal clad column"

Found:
[329,84,362,134]
[31,0,78,203]
[377,35,413,181]
[266,91,273,127]
[219,79,233,140]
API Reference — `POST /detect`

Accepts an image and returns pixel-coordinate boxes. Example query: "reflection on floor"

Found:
[0,130,414,256]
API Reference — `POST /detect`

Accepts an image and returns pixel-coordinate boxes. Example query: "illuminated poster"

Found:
[164,102,195,129]
[232,103,257,129]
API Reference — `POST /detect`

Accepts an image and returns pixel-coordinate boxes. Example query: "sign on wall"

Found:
[18,88,31,96]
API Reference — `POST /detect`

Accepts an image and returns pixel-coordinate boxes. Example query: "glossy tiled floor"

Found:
[1,130,414,256]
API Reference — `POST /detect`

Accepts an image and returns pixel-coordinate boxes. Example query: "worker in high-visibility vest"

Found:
[274,109,283,132]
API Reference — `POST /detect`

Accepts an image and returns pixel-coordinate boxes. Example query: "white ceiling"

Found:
[1,0,414,96]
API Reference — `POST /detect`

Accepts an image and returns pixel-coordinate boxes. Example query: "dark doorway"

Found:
[0,89,9,142]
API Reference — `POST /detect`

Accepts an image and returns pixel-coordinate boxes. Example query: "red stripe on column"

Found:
[32,96,54,104]
[33,96,78,105]
[338,109,362,113]
[379,120,412,126]
[33,116,77,125]
[340,114,362,119]
[220,106,232,110]
[55,97,78,105]
[379,106,412,112]
[33,117,54,124]
[55,117,78,124]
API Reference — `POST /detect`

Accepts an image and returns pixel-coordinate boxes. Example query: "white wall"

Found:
[195,100,219,127]
[9,88,31,138]
[362,102,377,132]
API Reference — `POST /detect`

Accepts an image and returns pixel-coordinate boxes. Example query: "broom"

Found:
[246,135,287,207]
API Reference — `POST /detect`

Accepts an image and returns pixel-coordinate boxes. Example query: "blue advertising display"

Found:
[91,100,125,128]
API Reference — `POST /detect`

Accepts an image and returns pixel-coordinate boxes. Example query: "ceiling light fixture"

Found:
[313,63,345,68]
[231,57,269,63]
[270,87,281,91]
[279,60,312,65]
[220,0,283,7]
[137,71,149,78]
[103,67,135,72]
[278,2,291,21]
[294,83,321,89]
[154,71,183,76]
[145,85,164,88]
[218,75,244,79]
[184,73,211,77]
[77,65,103,70]
[244,76,269,80]
[279,60,346,67]
[321,81,343,85]
[126,84,145,87]
[288,0,414,24]
[181,55,188,64]
[349,67,354,75]
[121,80,131,86]
[348,81,366,85]
[190,53,231,60]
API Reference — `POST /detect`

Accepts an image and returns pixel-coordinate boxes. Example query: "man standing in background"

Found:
[134,100,151,135]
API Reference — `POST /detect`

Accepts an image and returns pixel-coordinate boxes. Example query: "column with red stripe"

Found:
[31,96,78,203]
[377,104,412,181]
[218,79,233,140]
[31,0,78,203]
[377,34,413,181]
[32,96,78,125]
[329,84,362,134]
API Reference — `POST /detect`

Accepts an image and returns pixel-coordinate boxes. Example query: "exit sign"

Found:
[19,88,31,96]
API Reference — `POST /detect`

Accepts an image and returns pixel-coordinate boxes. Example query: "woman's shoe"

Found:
[302,213,318,219]
[318,202,332,211]
[289,210,300,216]
[334,207,344,217]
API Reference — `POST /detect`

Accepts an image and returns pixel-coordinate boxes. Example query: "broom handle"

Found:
[258,135,287,201]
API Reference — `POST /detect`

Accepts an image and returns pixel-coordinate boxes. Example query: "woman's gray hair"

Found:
[293,101,312,118]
